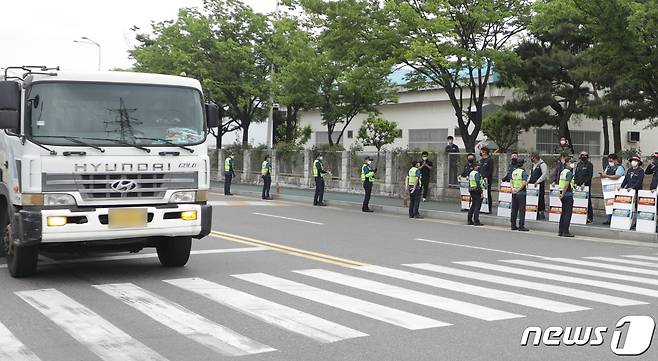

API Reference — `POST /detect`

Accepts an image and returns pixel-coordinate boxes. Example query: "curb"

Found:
[228,188,658,245]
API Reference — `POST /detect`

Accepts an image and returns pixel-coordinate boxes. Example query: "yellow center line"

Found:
[210,231,368,268]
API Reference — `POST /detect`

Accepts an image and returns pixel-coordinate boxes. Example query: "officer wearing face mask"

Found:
[555,136,574,155]
[621,156,645,191]
[558,157,576,237]
[361,156,376,212]
[419,151,433,202]
[461,153,477,178]
[574,151,594,223]
[648,153,658,191]
[501,151,519,182]
[313,154,329,206]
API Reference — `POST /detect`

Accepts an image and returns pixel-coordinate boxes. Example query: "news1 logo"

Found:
[521,316,656,356]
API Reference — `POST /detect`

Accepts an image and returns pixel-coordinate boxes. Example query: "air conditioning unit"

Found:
[627,131,640,143]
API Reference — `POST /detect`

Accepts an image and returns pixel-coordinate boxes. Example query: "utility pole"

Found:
[74,36,101,71]
[266,0,280,148]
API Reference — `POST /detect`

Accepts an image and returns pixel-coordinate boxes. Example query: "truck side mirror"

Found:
[205,102,220,129]
[0,81,20,130]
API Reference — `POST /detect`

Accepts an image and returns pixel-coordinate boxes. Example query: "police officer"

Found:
[407,160,423,219]
[621,155,645,191]
[574,151,594,223]
[224,152,235,196]
[599,153,625,224]
[261,155,272,200]
[648,153,658,190]
[361,156,376,212]
[558,157,576,237]
[467,162,485,226]
[511,158,530,231]
[461,153,477,177]
[313,154,328,206]
[419,152,433,202]
[479,147,494,213]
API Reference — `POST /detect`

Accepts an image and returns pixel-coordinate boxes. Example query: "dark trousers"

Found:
[511,193,527,228]
[559,196,574,235]
[224,172,233,195]
[421,176,430,199]
[468,190,482,223]
[587,188,593,221]
[538,182,546,213]
[482,179,486,212]
[262,175,271,199]
[409,186,422,217]
[363,181,373,210]
[314,177,325,205]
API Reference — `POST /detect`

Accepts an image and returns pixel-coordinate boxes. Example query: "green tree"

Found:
[357,114,400,165]
[130,0,271,146]
[480,109,520,153]
[377,0,532,152]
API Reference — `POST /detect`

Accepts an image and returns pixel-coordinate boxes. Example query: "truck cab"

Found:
[0,67,218,277]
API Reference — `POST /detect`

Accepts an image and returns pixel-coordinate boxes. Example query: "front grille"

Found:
[43,172,198,201]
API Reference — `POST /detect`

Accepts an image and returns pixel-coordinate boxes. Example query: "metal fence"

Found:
[277,151,305,177]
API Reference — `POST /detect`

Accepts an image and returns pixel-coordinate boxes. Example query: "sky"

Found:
[0,0,278,145]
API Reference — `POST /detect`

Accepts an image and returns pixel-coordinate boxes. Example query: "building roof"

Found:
[388,68,500,88]
[27,71,202,90]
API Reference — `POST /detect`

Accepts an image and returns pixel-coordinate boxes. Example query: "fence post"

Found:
[242,149,251,183]
[217,149,225,182]
[385,151,393,194]
[303,149,311,187]
[341,151,349,190]
[436,152,448,198]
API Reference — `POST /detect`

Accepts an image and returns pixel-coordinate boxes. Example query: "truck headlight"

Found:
[44,194,77,206]
[169,191,196,203]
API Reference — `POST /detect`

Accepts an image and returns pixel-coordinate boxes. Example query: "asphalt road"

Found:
[1,192,657,361]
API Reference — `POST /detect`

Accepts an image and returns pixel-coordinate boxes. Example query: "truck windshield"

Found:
[27,82,206,146]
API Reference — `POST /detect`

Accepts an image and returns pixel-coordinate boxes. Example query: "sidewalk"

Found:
[212,181,657,244]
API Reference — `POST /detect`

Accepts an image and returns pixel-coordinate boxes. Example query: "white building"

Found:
[299,71,655,156]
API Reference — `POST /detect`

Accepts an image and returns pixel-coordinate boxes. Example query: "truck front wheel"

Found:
[4,223,39,278]
[156,236,192,267]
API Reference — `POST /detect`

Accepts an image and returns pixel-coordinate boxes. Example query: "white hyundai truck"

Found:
[0,66,217,277]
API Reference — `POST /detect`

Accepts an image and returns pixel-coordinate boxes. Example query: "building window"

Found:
[315,131,341,145]
[396,129,403,138]
[347,130,353,139]
[408,128,449,151]
[536,129,601,155]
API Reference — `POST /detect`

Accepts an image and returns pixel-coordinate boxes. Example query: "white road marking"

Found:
[356,265,588,313]
[585,257,658,268]
[0,321,42,361]
[209,201,276,206]
[543,258,658,276]
[16,289,167,361]
[625,255,658,262]
[94,283,275,356]
[0,264,5,269]
[164,277,366,343]
[234,273,449,329]
[458,261,658,298]
[416,238,545,258]
[405,263,645,307]
[294,269,523,322]
[502,260,658,287]
[35,248,265,266]
[251,213,324,225]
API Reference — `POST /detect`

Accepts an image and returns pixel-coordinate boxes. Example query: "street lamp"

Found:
[73,36,101,71]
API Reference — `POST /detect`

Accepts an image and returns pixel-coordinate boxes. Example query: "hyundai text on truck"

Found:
[0,66,219,277]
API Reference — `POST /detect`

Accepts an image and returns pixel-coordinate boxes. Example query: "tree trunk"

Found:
[241,120,250,146]
[612,116,622,154]
[326,123,334,146]
[601,116,609,156]
[216,130,222,150]
[285,106,295,143]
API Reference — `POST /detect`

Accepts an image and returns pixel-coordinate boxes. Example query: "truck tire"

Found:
[156,236,192,267]
[4,223,38,278]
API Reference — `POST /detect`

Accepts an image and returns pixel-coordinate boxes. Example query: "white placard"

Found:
[636,190,656,234]
[525,184,540,221]
[497,181,512,218]
[459,177,470,211]
[481,187,490,214]
[610,189,636,230]
[571,186,590,225]
[549,185,562,223]
[602,178,624,215]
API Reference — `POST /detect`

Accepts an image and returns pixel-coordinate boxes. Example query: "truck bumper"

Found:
[34,204,212,243]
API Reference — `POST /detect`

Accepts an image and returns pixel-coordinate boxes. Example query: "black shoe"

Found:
[518,227,530,232]
[317,202,327,207]
[468,221,474,225]
[558,233,563,237]
[563,233,575,238]
[415,215,425,219]
[602,220,611,225]
[226,193,234,196]
[410,215,415,219]
[362,209,374,213]
[473,222,484,226]
[511,226,518,231]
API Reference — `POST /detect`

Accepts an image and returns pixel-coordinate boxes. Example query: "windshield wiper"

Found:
[24,136,57,155]
[33,135,106,153]
[81,137,151,153]
[133,137,194,153]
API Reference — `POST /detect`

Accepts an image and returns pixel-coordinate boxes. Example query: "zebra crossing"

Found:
[2,253,658,360]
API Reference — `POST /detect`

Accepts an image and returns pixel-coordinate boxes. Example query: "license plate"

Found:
[108,208,147,229]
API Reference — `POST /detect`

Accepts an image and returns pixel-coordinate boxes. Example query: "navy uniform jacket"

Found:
[621,167,645,190]
[479,157,494,181]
